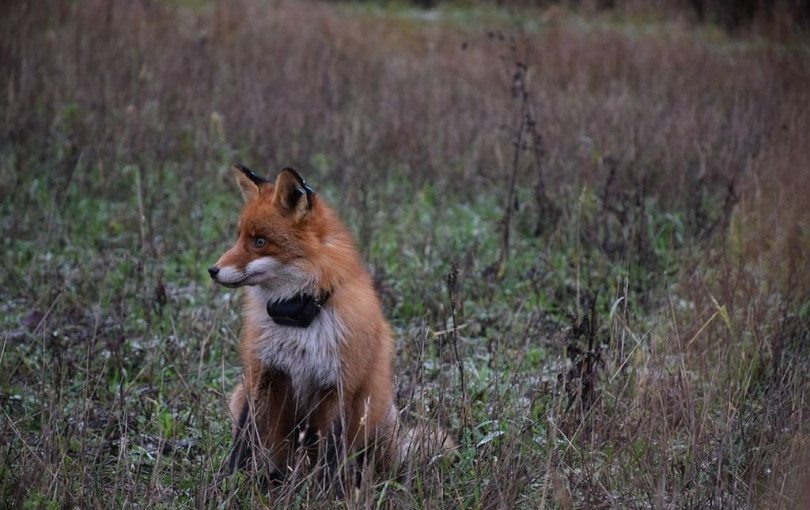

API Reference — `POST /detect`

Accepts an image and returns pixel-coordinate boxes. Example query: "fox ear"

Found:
[232,164,268,203]
[274,167,315,219]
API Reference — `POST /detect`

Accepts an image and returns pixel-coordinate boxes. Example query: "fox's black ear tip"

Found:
[280,167,307,187]
[233,163,252,176]
[234,164,267,186]
[277,167,315,212]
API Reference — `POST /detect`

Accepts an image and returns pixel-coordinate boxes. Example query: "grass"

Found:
[1,0,809,508]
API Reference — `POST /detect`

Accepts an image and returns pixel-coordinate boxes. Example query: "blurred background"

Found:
[1,0,809,507]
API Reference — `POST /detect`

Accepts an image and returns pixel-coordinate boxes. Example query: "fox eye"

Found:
[254,237,267,248]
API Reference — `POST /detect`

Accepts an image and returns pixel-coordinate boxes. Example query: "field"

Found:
[2,0,809,508]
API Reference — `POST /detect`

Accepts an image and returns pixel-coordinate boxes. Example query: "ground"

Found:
[1,0,809,508]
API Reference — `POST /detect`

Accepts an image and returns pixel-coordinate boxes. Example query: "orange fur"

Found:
[210,166,399,483]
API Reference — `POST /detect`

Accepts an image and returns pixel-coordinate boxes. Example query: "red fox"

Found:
[209,165,452,491]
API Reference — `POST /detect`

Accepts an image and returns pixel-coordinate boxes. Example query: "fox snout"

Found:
[208,265,235,287]
[207,260,256,288]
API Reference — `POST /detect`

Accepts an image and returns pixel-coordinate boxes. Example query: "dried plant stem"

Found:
[446,262,468,430]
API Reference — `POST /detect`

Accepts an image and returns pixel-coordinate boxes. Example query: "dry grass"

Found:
[1,0,809,508]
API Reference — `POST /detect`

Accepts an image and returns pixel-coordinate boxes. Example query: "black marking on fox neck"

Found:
[235,164,268,186]
[266,291,331,328]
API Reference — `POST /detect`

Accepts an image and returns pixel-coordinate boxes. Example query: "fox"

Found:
[209,164,452,492]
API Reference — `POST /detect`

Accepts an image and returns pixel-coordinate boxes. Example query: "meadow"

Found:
[1,0,809,507]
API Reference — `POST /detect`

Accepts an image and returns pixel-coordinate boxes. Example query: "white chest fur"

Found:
[245,288,344,396]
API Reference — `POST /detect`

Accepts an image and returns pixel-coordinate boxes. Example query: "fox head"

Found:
[208,165,325,297]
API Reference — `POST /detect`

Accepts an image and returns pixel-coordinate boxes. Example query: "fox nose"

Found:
[208,266,220,278]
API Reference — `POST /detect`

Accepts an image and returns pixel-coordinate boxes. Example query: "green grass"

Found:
[2,0,809,508]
